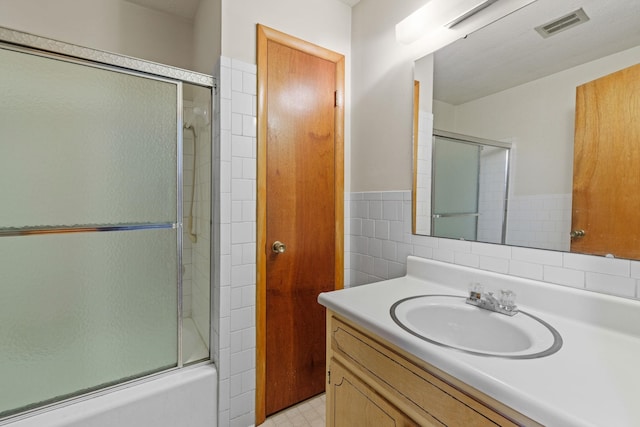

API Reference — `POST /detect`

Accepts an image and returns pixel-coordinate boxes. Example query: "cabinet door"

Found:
[327,359,425,427]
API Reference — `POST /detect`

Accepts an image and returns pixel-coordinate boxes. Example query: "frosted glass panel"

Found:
[0,229,178,417]
[433,216,477,240]
[0,45,183,418]
[181,84,211,364]
[433,137,480,215]
[0,47,177,228]
[432,137,480,240]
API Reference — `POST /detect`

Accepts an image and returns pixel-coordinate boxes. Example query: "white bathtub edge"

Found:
[6,364,218,427]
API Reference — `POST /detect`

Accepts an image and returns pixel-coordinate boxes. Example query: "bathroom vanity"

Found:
[326,312,537,426]
[319,256,640,426]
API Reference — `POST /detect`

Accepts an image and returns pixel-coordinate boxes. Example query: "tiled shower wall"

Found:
[192,110,213,347]
[346,191,640,300]
[476,147,508,244]
[183,125,195,319]
[182,100,213,344]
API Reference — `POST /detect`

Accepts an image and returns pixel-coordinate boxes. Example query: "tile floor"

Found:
[261,394,326,427]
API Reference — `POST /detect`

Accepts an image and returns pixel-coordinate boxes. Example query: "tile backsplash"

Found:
[346,191,640,300]
[506,193,572,252]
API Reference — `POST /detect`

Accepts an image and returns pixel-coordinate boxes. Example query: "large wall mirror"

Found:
[413,0,640,260]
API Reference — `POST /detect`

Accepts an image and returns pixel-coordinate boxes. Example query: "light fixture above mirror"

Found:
[395,0,537,53]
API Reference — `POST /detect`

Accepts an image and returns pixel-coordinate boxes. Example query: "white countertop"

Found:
[318,257,640,427]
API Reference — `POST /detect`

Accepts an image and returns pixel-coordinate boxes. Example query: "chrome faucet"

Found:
[466,283,518,316]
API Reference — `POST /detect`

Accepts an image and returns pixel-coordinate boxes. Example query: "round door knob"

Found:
[272,241,286,254]
[570,229,586,238]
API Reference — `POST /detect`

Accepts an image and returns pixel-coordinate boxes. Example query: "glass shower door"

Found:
[0,46,180,417]
[432,135,480,240]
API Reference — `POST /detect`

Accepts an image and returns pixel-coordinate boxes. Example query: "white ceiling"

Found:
[432,0,640,105]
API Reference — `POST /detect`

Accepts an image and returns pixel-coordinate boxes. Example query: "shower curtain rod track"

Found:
[0,26,214,88]
[0,223,176,237]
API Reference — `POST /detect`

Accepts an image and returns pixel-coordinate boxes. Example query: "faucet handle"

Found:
[468,282,483,300]
[499,289,517,309]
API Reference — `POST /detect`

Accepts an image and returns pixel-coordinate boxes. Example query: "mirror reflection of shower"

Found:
[181,83,212,364]
[430,130,511,244]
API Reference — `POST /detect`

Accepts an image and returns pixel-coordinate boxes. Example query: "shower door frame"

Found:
[0,26,215,423]
[431,129,511,244]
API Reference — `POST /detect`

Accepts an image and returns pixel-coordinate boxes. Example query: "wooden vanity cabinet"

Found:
[326,311,541,427]
[328,360,419,426]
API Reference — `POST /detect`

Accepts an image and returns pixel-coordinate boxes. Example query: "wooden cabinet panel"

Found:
[327,359,422,427]
[326,312,539,427]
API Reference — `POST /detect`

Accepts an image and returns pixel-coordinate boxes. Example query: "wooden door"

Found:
[572,62,640,258]
[256,25,344,422]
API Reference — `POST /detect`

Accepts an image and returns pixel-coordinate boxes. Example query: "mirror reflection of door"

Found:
[571,62,640,259]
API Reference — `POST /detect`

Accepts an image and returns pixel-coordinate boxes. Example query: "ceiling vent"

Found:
[535,8,590,38]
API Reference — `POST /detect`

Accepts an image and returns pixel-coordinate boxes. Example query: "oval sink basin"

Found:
[390,295,562,359]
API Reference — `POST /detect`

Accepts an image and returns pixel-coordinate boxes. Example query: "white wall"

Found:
[194,0,222,74]
[221,0,351,65]
[0,0,220,74]
[0,0,196,71]
[414,54,434,115]
[350,0,425,192]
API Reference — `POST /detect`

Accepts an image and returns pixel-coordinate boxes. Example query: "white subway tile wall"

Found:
[346,192,411,287]
[183,96,213,335]
[192,90,213,353]
[183,122,194,319]
[414,111,432,235]
[345,191,640,301]
[506,193,572,252]
[218,57,257,427]
[477,146,508,244]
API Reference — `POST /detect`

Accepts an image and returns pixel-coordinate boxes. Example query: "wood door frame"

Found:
[411,80,420,235]
[256,24,344,424]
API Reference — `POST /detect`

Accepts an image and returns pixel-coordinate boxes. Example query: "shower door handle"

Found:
[272,241,287,254]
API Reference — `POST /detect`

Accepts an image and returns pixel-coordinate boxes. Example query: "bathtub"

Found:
[5,364,217,427]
